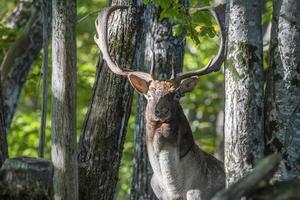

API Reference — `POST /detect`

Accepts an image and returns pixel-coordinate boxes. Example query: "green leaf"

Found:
[191,11,213,26]
[160,0,170,9]
[189,28,200,45]
[152,0,161,5]
[159,7,178,21]
[172,23,183,37]
[207,26,216,38]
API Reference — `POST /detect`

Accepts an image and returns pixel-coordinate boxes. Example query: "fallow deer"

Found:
[95,5,226,200]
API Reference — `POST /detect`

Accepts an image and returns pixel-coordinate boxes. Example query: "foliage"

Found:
[0,0,19,61]
[145,0,216,45]
[1,0,273,199]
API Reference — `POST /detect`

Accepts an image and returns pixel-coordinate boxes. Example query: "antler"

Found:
[173,4,226,83]
[94,6,153,81]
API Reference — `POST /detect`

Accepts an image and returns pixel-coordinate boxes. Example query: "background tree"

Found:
[130,1,187,199]
[265,0,300,181]
[0,0,50,131]
[78,1,138,199]
[51,0,78,199]
[224,0,265,185]
[0,77,7,167]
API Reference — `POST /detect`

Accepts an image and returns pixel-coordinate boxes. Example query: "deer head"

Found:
[94,5,225,123]
[129,77,198,123]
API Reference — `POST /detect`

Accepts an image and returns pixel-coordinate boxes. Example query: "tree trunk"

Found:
[0,0,51,131]
[265,0,300,181]
[130,3,187,199]
[224,0,265,185]
[51,0,78,199]
[0,78,7,167]
[77,1,138,199]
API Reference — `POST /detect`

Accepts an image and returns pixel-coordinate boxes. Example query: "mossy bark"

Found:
[129,2,187,199]
[264,0,300,181]
[224,0,265,186]
[0,157,53,200]
[77,1,138,199]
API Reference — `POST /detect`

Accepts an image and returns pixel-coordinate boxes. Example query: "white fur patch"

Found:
[158,146,183,195]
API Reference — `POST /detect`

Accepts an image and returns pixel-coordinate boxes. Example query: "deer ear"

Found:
[179,77,198,93]
[128,74,149,95]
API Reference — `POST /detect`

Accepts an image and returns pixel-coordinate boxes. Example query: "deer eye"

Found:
[174,93,181,101]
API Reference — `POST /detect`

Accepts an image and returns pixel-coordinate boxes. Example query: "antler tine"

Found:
[174,4,226,83]
[94,6,153,81]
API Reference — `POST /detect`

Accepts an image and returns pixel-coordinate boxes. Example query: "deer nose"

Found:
[155,107,169,118]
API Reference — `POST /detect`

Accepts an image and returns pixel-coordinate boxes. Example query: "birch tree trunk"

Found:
[265,0,300,181]
[51,0,78,199]
[0,0,51,131]
[130,3,187,199]
[224,0,265,186]
[78,1,138,199]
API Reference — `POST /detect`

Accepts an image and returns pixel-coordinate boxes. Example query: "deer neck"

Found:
[145,106,195,195]
[146,106,195,157]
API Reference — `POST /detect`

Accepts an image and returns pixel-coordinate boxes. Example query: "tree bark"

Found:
[38,0,51,159]
[0,78,7,167]
[0,0,51,131]
[224,0,265,185]
[77,1,138,199]
[265,0,300,181]
[51,0,78,199]
[0,157,53,199]
[130,3,187,199]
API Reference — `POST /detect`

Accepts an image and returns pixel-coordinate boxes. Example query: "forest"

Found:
[0,0,299,199]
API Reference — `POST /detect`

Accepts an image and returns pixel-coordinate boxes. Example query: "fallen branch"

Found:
[212,153,281,200]
[252,179,300,200]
